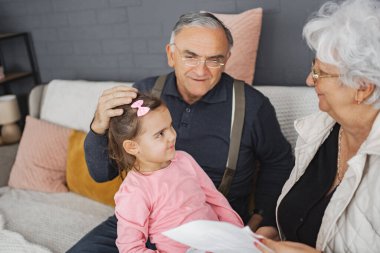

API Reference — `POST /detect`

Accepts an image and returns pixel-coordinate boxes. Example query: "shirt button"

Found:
[185,108,191,113]
[299,218,304,223]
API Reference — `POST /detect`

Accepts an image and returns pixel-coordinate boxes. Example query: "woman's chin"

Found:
[318,103,331,113]
[317,97,328,112]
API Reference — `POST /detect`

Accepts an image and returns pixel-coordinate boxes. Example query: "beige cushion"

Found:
[8,116,71,192]
[213,8,263,85]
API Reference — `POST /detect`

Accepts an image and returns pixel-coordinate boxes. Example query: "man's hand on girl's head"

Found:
[91,85,138,134]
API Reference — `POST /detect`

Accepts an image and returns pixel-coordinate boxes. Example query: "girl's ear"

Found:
[122,140,139,155]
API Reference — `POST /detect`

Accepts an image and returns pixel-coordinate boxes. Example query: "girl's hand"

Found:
[256,238,322,253]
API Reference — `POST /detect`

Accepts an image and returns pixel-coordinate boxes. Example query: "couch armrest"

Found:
[0,144,18,187]
[29,84,47,118]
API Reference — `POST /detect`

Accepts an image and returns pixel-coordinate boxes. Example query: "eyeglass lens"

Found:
[183,58,223,68]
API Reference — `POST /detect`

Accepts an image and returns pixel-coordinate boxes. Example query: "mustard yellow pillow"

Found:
[66,130,122,207]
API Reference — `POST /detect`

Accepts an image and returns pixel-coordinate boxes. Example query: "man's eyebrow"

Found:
[182,49,225,59]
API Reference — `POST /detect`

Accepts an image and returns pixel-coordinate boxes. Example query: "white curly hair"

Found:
[303,0,380,108]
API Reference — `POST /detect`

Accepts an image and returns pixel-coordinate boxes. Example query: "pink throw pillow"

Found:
[213,8,263,85]
[8,116,71,192]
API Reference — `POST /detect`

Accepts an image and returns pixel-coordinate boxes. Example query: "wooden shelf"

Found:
[0,32,41,91]
[0,33,27,40]
[0,72,33,85]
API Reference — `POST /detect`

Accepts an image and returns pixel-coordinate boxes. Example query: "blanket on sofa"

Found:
[0,213,52,253]
[0,187,114,253]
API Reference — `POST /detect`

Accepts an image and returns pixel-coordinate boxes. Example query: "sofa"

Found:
[0,79,318,253]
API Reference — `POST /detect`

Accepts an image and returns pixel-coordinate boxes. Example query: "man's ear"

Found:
[166,44,175,68]
[122,140,139,155]
[221,51,231,72]
[225,51,231,63]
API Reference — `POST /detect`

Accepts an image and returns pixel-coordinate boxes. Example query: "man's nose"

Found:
[193,60,209,75]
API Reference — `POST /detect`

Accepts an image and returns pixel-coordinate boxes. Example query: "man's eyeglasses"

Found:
[311,59,341,85]
[170,43,226,69]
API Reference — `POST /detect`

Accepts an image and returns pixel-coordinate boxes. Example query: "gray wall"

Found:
[0,0,328,89]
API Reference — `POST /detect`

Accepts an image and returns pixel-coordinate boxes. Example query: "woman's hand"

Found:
[91,85,138,134]
[257,238,321,253]
[255,226,280,241]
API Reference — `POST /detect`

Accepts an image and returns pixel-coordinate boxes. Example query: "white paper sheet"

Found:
[162,220,274,253]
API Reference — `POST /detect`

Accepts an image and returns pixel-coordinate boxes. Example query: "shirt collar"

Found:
[163,72,231,104]
[294,112,336,144]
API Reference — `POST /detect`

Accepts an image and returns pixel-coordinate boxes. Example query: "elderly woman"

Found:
[258,0,380,252]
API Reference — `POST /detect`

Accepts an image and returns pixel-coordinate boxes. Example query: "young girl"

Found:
[108,93,243,253]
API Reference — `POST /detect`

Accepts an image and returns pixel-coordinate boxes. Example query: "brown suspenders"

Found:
[151,75,167,98]
[152,75,245,197]
[218,79,245,196]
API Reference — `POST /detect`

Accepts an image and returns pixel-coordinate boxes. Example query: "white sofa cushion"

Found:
[40,79,133,132]
[255,86,318,149]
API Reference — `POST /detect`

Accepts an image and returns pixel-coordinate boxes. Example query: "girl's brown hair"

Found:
[108,93,163,178]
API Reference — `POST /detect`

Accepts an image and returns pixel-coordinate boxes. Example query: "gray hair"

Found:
[303,0,380,108]
[169,12,233,50]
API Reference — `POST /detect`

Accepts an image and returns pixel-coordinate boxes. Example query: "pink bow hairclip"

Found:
[131,100,150,117]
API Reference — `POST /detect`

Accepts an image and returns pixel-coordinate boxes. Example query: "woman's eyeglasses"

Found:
[311,59,341,85]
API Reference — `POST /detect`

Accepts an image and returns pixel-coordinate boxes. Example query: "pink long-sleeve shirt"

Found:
[114,151,243,253]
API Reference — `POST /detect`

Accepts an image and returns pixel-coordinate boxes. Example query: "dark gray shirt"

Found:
[84,72,293,226]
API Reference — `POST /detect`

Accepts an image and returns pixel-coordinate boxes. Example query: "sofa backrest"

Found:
[29,80,133,132]
[255,86,318,149]
[29,81,318,149]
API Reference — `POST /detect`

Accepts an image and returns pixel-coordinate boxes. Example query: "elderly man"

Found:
[68,11,293,252]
